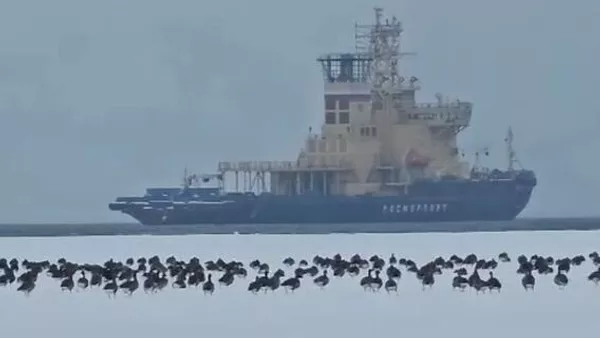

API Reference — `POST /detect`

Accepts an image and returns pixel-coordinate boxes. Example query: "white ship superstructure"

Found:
[218,8,473,197]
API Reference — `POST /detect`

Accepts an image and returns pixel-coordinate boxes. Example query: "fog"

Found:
[1,0,598,222]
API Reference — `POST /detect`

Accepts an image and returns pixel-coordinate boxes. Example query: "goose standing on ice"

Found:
[588,268,600,285]
[384,278,397,293]
[554,271,568,289]
[486,272,502,292]
[77,270,89,290]
[203,274,215,295]
[360,269,373,291]
[281,271,302,293]
[521,271,535,291]
[314,270,329,289]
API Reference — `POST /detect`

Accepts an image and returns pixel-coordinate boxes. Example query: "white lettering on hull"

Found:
[382,203,448,214]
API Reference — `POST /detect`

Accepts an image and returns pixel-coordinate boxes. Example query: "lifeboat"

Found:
[404,148,430,167]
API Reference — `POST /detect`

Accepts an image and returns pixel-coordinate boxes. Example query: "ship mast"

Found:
[505,126,519,171]
[355,8,414,166]
[183,167,190,189]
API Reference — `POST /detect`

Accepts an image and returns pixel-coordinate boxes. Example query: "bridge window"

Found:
[325,112,336,124]
[339,112,350,124]
[338,97,349,110]
[325,96,336,110]
[359,126,376,137]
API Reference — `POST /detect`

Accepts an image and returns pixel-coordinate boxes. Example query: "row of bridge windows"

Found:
[325,111,350,124]
[325,97,350,110]
[360,126,377,137]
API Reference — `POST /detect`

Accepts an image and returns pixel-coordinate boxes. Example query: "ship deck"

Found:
[0,217,598,237]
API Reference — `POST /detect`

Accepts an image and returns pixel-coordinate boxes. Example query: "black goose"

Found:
[588,268,600,284]
[122,272,139,295]
[103,278,118,297]
[17,279,35,296]
[313,270,329,289]
[77,271,89,290]
[521,271,535,291]
[553,271,568,289]
[119,271,139,295]
[452,275,469,291]
[247,277,262,294]
[486,272,501,292]
[386,265,401,280]
[218,271,235,287]
[60,275,74,292]
[90,272,102,287]
[421,272,434,290]
[384,278,397,293]
[370,270,383,291]
[281,272,302,293]
[202,274,215,295]
[360,269,373,291]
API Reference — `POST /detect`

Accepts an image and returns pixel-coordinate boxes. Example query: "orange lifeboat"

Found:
[404,148,430,167]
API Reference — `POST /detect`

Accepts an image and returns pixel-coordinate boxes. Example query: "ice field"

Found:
[1,230,600,338]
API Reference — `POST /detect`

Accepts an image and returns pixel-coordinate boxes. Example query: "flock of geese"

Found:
[2,251,600,296]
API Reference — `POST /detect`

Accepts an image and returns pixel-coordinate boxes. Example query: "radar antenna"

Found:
[355,8,406,101]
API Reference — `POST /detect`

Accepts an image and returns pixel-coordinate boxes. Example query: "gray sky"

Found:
[0,0,598,223]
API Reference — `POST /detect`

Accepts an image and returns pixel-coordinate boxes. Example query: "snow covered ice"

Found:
[1,230,599,338]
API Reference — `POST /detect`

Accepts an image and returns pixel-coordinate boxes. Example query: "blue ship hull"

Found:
[109,170,537,226]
